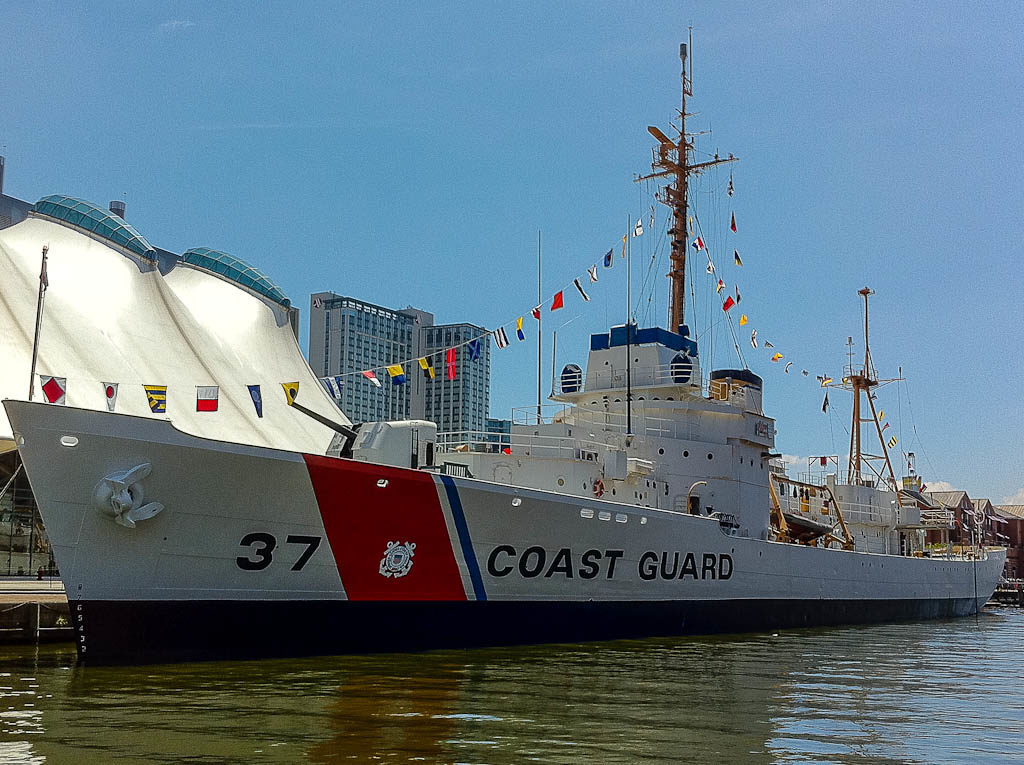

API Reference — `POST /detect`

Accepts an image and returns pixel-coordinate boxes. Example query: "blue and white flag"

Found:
[468,338,481,360]
[247,384,263,418]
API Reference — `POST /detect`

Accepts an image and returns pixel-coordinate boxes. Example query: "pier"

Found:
[990,581,1024,607]
[0,577,72,644]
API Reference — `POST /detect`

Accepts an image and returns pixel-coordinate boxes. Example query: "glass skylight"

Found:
[33,195,156,259]
[181,247,291,307]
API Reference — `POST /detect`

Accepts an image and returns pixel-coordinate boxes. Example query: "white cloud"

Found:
[925,480,956,493]
[160,19,195,32]
[1001,488,1024,505]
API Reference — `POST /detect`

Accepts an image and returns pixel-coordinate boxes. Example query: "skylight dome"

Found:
[33,195,156,260]
[181,247,291,308]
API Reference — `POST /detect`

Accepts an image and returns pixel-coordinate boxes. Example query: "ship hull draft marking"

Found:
[92,463,164,528]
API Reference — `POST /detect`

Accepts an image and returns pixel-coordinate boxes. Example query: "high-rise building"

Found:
[419,322,491,439]
[308,293,422,424]
[309,293,490,436]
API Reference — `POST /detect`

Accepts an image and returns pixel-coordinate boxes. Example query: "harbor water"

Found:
[1,608,1021,763]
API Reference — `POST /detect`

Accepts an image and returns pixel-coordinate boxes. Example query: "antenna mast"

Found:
[843,287,900,487]
[636,29,737,333]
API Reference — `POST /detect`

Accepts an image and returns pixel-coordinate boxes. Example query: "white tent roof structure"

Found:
[0,197,348,455]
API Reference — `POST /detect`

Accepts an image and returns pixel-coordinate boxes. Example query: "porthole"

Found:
[659,448,664,455]
[557,477,565,487]
[683,450,689,458]
[611,488,616,496]
[707,453,714,460]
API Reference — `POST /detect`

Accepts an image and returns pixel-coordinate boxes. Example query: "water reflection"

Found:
[0,610,1020,763]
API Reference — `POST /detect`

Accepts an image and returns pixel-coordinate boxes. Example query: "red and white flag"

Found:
[551,291,564,311]
[39,375,66,404]
[102,382,119,412]
[446,348,457,381]
[196,385,219,412]
[361,370,382,388]
[722,296,735,312]
[531,305,541,320]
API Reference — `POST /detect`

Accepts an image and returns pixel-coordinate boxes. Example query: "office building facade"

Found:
[419,322,491,439]
[309,293,490,436]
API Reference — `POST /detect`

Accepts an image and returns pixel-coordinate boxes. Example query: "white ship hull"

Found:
[4,401,1004,664]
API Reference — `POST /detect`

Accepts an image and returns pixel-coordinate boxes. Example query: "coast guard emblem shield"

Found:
[378,541,416,578]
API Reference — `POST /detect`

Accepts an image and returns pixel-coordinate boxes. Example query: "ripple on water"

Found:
[0,611,1021,762]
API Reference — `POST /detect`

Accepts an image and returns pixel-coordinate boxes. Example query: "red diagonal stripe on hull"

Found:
[303,455,466,601]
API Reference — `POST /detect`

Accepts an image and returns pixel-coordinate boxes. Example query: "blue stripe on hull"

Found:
[438,475,486,601]
[71,597,982,665]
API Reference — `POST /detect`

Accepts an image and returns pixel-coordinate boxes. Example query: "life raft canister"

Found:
[593,479,605,498]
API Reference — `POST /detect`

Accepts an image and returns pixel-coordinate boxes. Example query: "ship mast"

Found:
[844,287,900,488]
[636,30,737,332]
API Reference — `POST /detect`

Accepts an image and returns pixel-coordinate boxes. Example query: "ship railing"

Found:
[509,402,704,442]
[576,361,700,393]
[437,429,609,460]
[919,507,955,529]
[510,403,570,426]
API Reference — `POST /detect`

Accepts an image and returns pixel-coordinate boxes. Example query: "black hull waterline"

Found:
[73,597,981,665]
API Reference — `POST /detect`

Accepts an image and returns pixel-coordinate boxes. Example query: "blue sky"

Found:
[3,2,1022,502]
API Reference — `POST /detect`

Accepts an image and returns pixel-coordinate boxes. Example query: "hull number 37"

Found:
[236,532,322,571]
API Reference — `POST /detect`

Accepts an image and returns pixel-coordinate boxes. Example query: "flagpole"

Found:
[626,215,633,437]
[536,230,542,425]
[27,244,49,401]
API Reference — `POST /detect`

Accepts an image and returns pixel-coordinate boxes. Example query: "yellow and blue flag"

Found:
[144,385,167,413]
[387,364,407,385]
